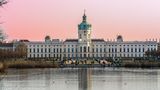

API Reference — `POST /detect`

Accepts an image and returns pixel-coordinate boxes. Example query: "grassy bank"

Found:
[0,59,58,72]
[121,60,160,68]
[0,62,5,73]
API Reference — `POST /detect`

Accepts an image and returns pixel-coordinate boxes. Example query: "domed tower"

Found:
[77,11,92,58]
[78,11,92,45]
[45,35,51,42]
[117,35,123,42]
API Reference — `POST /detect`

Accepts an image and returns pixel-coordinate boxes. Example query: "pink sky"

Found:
[1,0,160,41]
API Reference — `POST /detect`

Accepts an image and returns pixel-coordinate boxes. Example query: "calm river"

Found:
[0,68,160,90]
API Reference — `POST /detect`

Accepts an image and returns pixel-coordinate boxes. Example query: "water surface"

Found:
[0,68,160,90]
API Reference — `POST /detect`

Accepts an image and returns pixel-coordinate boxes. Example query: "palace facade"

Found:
[15,13,158,60]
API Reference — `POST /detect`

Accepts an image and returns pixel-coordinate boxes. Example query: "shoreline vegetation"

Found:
[0,59,58,73]
[121,60,160,68]
[1,58,160,73]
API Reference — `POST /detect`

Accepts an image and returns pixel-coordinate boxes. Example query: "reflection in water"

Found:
[0,68,160,90]
[78,68,92,90]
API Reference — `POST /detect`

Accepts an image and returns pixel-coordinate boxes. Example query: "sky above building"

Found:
[1,0,160,41]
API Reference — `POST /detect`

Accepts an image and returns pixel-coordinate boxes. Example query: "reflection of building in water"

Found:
[158,71,160,89]
[78,68,92,90]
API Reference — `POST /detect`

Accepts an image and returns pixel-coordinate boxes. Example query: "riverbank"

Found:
[121,60,160,68]
[1,59,160,73]
[0,63,5,73]
[0,59,58,73]
[62,59,160,68]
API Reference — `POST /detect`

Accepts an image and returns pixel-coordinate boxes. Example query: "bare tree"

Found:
[0,0,7,7]
[0,0,8,42]
[15,43,27,58]
[0,28,7,42]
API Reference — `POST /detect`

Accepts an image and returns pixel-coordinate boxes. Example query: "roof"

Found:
[65,39,78,42]
[91,39,105,42]
[19,39,30,42]
[64,39,105,42]
[0,43,13,47]
[107,41,157,44]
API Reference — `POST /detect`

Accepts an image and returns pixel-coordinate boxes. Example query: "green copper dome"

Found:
[78,13,92,30]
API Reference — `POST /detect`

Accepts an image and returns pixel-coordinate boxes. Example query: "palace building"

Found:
[15,12,158,60]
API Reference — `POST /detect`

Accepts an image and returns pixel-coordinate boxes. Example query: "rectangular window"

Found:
[80,47,82,52]
[57,48,59,53]
[135,48,137,52]
[100,48,102,53]
[123,48,125,52]
[53,48,55,53]
[88,47,90,52]
[112,48,114,52]
[33,49,35,53]
[115,48,117,53]
[49,49,51,53]
[76,48,78,52]
[80,54,82,58]
[143,48,145,52]
[60,48,62,53]
[96,48,98,52]
[37,48,39,53]
[64,48,66,53]
[84,47,86,52]
[72,48,74,52]
[92,48,94,52]
[127,48,129,52]
[41,49,43,53]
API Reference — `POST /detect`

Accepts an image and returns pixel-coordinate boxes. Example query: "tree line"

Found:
[0,43,27,60]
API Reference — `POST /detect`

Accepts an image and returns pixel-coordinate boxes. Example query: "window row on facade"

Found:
[28,53,145,58]
[28,47,156,53]
[28,44,157,48]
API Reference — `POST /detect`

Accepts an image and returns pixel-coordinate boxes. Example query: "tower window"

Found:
[80,34,82,38]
